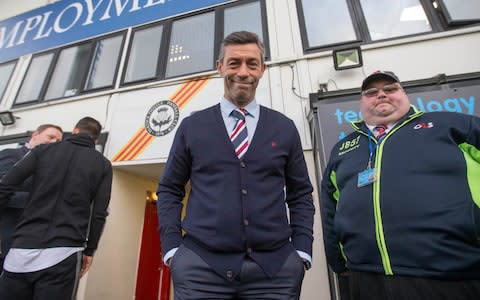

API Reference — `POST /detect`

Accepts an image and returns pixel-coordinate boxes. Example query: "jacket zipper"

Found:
[353,109,422,275]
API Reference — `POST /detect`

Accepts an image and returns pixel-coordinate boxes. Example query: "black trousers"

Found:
[170,244,305,300]
[0,251,82,300]
[0,207,23,270]
[348,271,480,300]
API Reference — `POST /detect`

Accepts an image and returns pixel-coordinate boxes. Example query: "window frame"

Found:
[43,40,94,101]
[84,33,126,91]
[296,0,473,53]
[164,11,216,79]
[0,59,17,102]
[436,0,480,25]
[296,0,363,51]
[14,52,56,106]
[13,31,126,107]
[121,22,169,86]
[216,0,270,61]
[120,0,269,86]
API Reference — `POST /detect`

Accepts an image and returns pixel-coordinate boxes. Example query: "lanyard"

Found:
[367,130,377,169]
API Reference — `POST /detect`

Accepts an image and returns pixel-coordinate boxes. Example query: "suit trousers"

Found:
[170,244,305,300]
[348,271,480,300]
[0,251,82,300]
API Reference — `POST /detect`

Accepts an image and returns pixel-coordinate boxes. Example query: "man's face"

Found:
[360,79,411,125]
[29,127,63,148]
[216,43,266,107]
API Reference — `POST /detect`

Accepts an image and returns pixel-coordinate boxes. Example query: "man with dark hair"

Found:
[321,71,480,299]
[0,117,112,300]
[157,31,314,299]
[74,116,102,141]
[0,124,63,269]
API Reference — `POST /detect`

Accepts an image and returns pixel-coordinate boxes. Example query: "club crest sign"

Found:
[145,100,180,136]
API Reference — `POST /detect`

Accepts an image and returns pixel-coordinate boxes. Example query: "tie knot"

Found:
[374,124,387,139]
[231,108,247,120]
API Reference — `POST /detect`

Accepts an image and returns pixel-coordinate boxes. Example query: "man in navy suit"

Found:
[157,31,315,299]
[0,124,63,269]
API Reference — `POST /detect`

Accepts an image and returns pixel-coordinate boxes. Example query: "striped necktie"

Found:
[230,108,249,159]
[374,124,387,141]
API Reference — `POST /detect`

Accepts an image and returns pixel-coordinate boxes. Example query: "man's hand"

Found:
[79,255,93,278]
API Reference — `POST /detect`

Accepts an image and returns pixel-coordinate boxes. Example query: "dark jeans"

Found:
[348,271,480,300]
[170,244,305,300]
[0,251,82,300]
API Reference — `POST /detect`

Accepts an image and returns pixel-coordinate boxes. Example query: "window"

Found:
[297,0,479,52]
[437,0,480,24]
[166,12,215,78]
[124,25,164,83]
[224,1,263,39]
[0,60,16,101]
[15,32,124,105]
[121,0,267,84]
[16,53,54,104]
[85,35,123,90]
[299,0,358,48]
[45,43,91,100]
[360,0,431,40]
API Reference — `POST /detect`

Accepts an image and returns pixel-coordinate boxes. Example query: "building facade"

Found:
[0,1,479,299]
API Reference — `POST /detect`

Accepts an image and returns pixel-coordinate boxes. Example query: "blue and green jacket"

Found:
[320,107,480,279]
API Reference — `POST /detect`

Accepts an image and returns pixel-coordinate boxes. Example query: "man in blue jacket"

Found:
[0,124,63,269]
[321,71,480,299]
[157,31,314,300]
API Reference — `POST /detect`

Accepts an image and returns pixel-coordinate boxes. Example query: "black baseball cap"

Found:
[361,71,400,90]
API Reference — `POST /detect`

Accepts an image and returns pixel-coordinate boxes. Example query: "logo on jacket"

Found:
[413,122,434,130]
[338,136,361,156]
[145,100,180,136]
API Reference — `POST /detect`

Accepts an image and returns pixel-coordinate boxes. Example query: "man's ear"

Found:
[216,60,223,75]
[72,128,80,134]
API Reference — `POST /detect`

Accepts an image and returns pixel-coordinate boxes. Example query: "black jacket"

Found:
[0,134,112,256]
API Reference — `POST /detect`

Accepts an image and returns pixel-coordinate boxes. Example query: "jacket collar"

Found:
[351,105,422,132]
[66,133,95,148]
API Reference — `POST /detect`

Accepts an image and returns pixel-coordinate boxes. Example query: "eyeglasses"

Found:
[361,83,401,98]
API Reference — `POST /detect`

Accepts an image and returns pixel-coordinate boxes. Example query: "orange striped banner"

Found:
[112,78,210,162]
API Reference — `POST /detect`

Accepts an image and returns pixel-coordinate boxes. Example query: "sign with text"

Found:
[0,0,231,63]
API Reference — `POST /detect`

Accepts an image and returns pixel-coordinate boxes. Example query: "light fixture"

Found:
[0,111,16,126]
[333,47,363,70]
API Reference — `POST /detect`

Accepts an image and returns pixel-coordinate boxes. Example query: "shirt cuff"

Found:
[297,250,312,270]
[163,247,178,266]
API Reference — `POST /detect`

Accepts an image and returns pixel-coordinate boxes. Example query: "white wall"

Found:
[301,151,331,300]
[82,170,157,300]
[301,28,480,95]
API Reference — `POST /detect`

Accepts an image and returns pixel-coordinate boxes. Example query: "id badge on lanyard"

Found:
[357,131,378,187]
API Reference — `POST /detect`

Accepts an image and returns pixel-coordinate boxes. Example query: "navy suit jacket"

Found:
[157,103,314,279]
[0,145,30,261]
[0,146,30,208]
